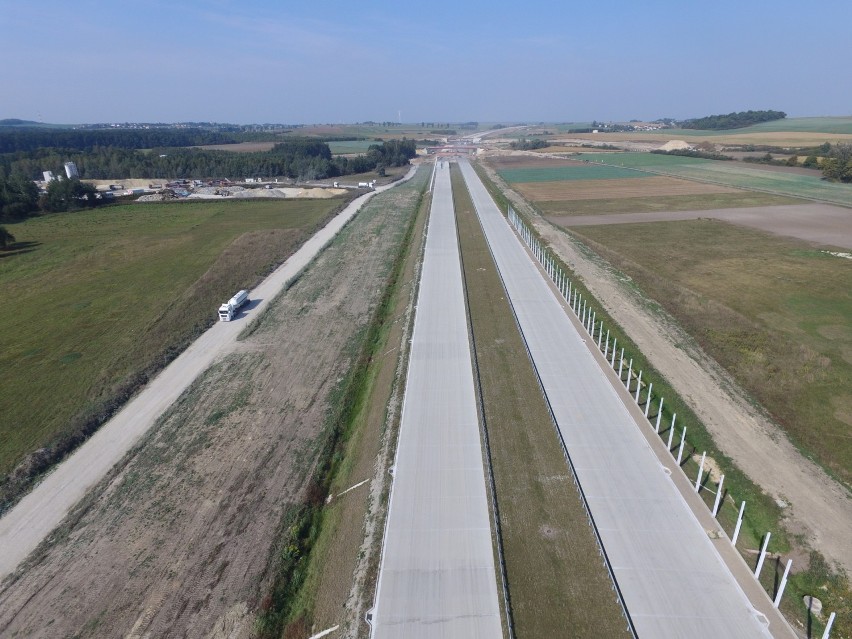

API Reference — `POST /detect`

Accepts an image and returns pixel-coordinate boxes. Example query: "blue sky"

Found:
[2,0,850,124]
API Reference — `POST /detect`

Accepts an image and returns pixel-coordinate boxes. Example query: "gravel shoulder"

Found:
[479,161,852,577]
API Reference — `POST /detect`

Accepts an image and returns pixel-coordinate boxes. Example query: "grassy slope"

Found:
[452,165,630,637]
[0,198,340,479]
[569,219,852,486]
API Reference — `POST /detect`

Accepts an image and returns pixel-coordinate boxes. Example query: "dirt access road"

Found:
[0,169,415,583]
[0,167,427,638]
[480,161,852,576]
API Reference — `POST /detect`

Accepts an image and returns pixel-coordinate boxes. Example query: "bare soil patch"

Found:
[0,175,420,637]
[513,175,736,201]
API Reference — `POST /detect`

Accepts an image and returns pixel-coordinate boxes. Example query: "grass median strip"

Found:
[451,164,630,638]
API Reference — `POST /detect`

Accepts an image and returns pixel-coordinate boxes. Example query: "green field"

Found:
[0,197,342,496]
[578,152,852,206]
[570,219,852,486]
[327,140,377,155]
[498,164,648,183]
[538,192,799,216]
[664,116,852,136]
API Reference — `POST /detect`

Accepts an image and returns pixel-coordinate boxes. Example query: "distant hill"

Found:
[680,110,786,130]
[0,119,42,127]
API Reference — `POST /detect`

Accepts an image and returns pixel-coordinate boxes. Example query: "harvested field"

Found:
[451,166,630,638]
[0,168,427,638]
[513,175,736,202]
[549,203,852,248]
[537,192,799,216]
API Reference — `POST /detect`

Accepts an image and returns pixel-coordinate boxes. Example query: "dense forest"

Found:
[822,143,852,182]
[680,110,786,130]
[0,137,416,182]
[0,127,254,153]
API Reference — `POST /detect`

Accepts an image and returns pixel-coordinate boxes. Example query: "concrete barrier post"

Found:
[822,612,836,639]
[754,532,771,578]
[655,398,664,433]
[732,501,746,545]
[712,474,725,517]
[644,383,653,418]
[773,559,791,608]
[635,370,642,402]
[695,451,706,492]
[676,427,686,465]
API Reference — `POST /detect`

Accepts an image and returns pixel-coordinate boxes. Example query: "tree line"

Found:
[0,138,417,221]
[680,110,786,130]
[0,127,253,154]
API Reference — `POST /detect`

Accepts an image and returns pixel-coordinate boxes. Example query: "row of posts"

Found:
[505,207,835,636]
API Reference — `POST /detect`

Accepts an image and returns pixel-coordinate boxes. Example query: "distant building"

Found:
[64,161,79,179]
[43,170,56,182]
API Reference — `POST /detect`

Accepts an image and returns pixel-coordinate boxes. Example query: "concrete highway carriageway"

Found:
[371,158,790,638]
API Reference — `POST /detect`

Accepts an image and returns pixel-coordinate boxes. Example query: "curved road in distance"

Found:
[0,168,416,582]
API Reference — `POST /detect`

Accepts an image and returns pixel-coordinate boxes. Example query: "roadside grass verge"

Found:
[0,197,347,514]
[252,167,428,638]
[452,165,630,637]
[472,160,852,638]
[538,191,799,216]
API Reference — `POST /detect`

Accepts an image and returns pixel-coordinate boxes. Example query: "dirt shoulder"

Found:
[478,160,852,577]
[0,170,423,638]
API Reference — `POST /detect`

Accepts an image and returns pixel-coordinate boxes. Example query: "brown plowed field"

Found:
[513,175,737,201]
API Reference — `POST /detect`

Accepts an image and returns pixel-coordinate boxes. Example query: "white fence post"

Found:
[644,383,653,418]
[626,359,633,390]
[635,370,642,403]
[822,612,836,639]
[676,427,686,465]
[611,339,618,367]
[655,397,664,433]
[773,559,791,608]
[667,413,676,449]
[604,330,610,358]
[712,474,725,517]
[618,349,624,378]
[754,532,771,578]
[695,451,706,492]
[598,322,603,349]
[732,501,746,545]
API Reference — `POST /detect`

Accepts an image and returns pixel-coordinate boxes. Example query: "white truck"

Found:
[218,289,249,322]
